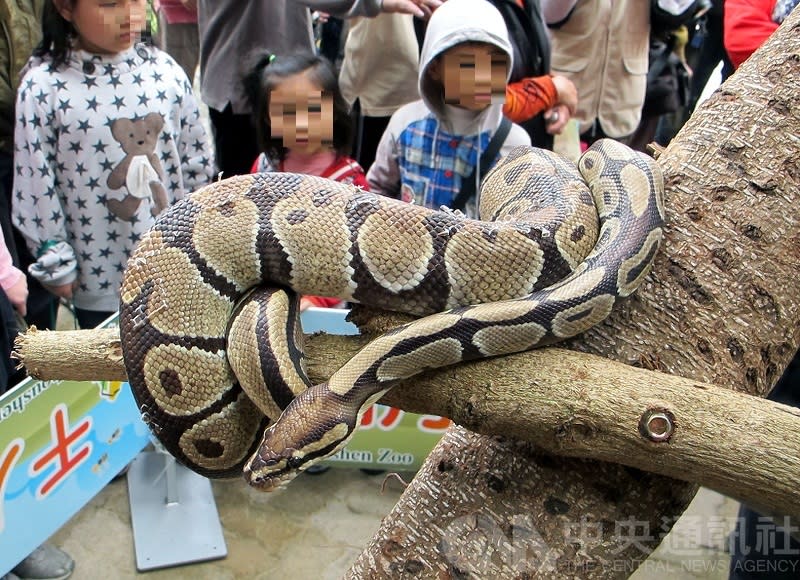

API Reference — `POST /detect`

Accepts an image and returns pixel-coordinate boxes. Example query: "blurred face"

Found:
[56,0,146,54]
[269,71,334,156]
[431,42,508,111]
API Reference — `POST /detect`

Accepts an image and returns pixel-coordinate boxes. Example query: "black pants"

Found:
[74,308,115,330]
[655,13,734,146]
[208,104,260,178]
[0,152,56,330]
[728,349,800,578]
[0,287,18,393]
[580,122,631,147]
[319,17,345,65]
[352,101,391,174]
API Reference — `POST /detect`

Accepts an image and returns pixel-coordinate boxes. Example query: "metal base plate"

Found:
[127,451,227,571]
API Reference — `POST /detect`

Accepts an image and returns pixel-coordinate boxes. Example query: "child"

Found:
[12,0,214,328]
[244,52,368,310]
[244,52,368,188]
[367,0,531,216]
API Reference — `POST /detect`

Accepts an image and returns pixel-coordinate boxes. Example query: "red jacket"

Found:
[724,0,778,69]
[250,154,370,190]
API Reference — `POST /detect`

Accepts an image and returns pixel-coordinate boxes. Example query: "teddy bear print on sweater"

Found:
[106,112,169,221]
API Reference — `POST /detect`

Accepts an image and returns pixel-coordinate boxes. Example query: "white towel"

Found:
[126,155,160,199]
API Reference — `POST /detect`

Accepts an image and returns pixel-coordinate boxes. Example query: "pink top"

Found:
[154,0,197,25]
[0,234,23,293]
[281,150,338,176]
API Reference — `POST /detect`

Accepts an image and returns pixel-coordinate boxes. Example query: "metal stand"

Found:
[126,451,227,571]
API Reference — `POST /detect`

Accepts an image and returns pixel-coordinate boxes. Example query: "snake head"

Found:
[243,383,362,491]
[243,418,355,492]
[243,442,306,492]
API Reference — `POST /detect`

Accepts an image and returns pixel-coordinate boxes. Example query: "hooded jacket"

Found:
[366,0,530,214]
[12,44,215,312]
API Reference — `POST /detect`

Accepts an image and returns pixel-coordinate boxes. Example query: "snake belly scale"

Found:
[118,139,665,487]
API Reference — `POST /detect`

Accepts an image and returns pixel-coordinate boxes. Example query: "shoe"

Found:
[360,468,386,476]
[304,464,331,475]
[12,544,74,580]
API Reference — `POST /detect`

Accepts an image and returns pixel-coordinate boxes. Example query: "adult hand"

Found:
[180,0,197,12]
[544,104,571,135]
[6,276,28,317]
[551,75,577,116]
[313,11,331,24]
[381,0,443,19]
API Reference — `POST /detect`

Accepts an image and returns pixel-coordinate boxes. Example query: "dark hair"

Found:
[242,52,354,162]
[34,1,74,68]
[34,1,155,69]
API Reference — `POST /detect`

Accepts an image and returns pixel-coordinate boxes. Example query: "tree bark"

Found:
[348,11,800,578]
[14,327,126,381]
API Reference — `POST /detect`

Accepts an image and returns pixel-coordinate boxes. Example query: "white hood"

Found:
[419,0,514,121]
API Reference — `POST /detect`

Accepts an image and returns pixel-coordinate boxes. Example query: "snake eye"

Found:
[287,456,303,469]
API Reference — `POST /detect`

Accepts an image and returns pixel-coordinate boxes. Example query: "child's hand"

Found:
[6,276,28,317]
[45,281,75,301]
[545,104,571,135]
[313,11,331,24]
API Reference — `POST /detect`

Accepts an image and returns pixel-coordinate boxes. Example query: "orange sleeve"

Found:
[503,75,558,123]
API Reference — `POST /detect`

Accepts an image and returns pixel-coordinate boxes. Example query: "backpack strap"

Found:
[452,116,513,212]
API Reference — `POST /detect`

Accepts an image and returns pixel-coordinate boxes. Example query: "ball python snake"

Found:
[119,139,665,490]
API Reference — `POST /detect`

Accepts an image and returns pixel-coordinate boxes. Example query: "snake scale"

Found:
[119,139,665,490]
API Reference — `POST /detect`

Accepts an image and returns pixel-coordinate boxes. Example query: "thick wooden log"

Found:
[13,327,800,520]
[348,9,800,577]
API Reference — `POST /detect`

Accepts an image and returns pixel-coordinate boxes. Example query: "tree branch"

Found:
[14,328,800,520]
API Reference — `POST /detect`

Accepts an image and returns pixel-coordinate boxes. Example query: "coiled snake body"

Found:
[119,140,664,490]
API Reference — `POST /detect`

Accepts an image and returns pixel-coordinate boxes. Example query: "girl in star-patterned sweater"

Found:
[12,0,214,328]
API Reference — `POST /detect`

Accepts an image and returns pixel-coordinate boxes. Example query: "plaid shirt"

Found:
[397,114,496,211]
